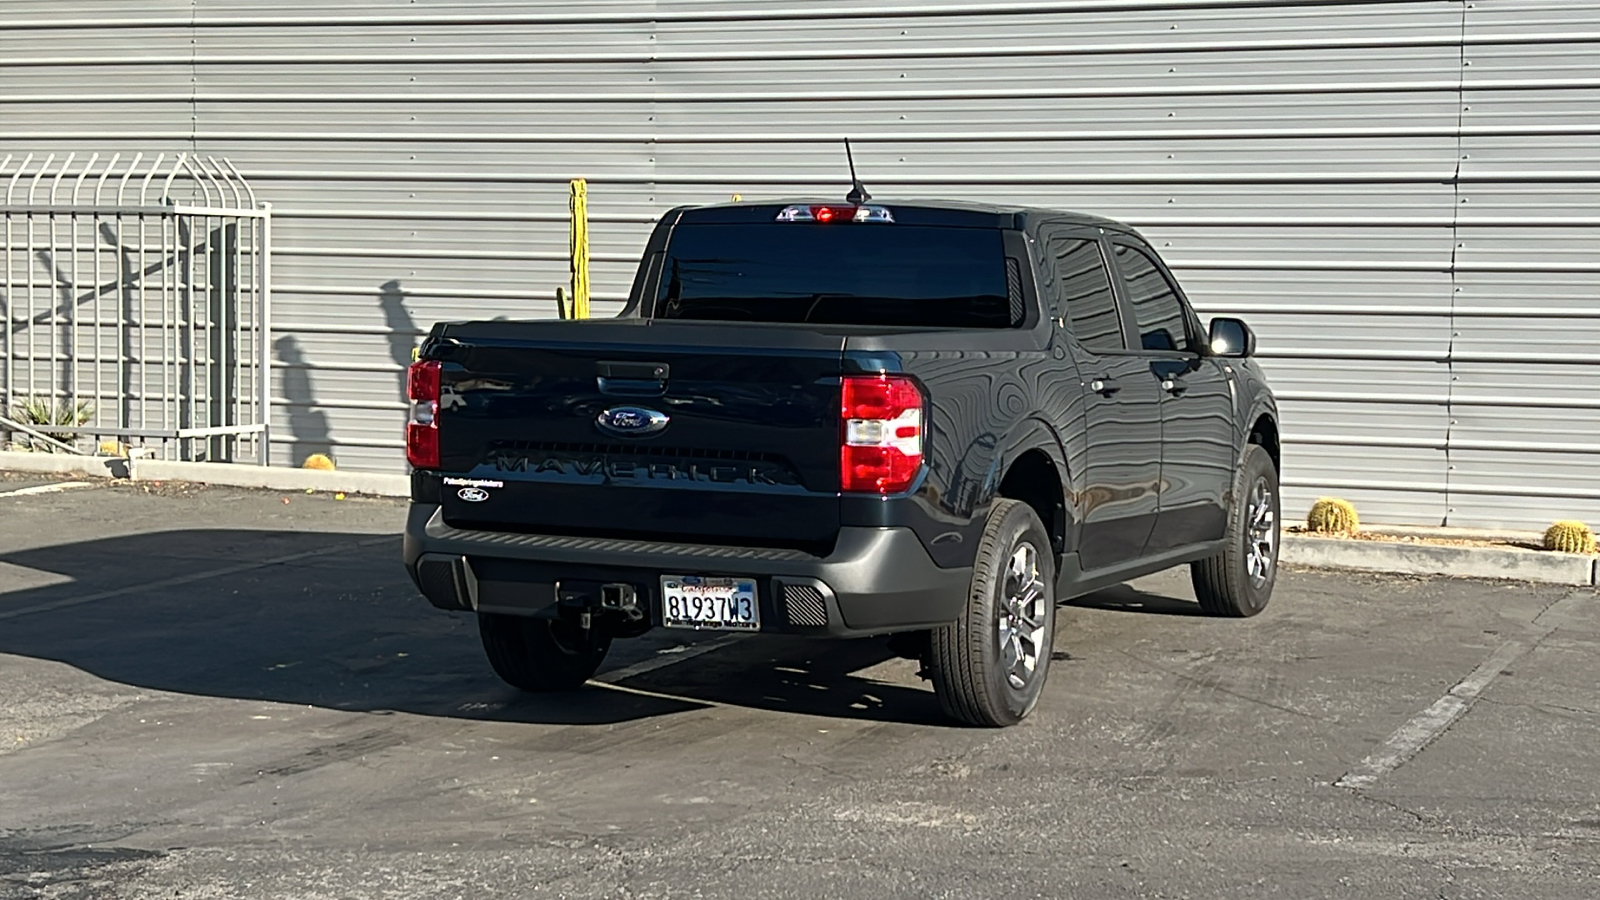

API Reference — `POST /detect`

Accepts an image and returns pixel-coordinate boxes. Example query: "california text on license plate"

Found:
[660,576,759,631]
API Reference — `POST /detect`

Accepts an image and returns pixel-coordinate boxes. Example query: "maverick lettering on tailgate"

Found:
[490,448,803,488]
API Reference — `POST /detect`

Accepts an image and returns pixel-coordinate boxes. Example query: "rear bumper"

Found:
[402,504,970,637]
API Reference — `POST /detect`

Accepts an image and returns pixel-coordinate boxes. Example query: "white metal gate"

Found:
[0,152,271,463]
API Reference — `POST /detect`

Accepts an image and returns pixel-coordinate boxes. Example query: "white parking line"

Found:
[1336,589,1593,789]
[0,535,395,622]
[1335,639,1529,789]
[593,634,746,684]
[0,481,96,499]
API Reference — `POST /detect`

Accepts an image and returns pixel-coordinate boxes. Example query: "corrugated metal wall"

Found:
[3,0,1597,530]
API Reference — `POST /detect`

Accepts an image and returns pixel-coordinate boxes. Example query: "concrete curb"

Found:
[0,450,127,479]
[127,459,411,497]
[0,452,408,497]
[3,449,1596,585]
[1281,534,1598,587]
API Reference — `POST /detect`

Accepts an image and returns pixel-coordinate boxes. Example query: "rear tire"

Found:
[478,612,612,691]
[929,499,1057,727]
[1191,443,1279,618]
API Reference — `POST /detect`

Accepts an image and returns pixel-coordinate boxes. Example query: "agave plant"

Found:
[6,396,95,451]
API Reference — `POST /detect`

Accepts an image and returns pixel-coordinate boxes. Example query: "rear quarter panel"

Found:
[844,327,1085,568]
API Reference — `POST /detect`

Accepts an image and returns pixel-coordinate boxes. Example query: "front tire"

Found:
[930,499,1057,727]
[478,612,612,691]
[1191,443,1280,617]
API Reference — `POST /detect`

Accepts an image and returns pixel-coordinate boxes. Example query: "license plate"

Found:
[660,576,759,631]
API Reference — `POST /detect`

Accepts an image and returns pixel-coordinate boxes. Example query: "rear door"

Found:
[433,319,845,549]
[1039,226,1163,571]
[1106,238,1236,554]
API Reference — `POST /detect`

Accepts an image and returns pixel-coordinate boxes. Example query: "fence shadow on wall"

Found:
[272,279,424,469]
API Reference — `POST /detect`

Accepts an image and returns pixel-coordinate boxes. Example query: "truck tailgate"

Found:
[431,319,844,549]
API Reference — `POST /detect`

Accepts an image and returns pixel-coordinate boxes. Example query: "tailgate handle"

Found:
[597,360,669,396]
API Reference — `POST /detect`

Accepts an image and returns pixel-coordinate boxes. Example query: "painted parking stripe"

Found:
[0,481,97,499]
[1336,589,1593,789]
[0,535,395,622]
[1335,639,1529,789]
[593,634,746,685]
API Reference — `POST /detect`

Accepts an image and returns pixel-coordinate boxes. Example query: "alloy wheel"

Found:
[1246,477,1277,588]
[996,542,1048,691]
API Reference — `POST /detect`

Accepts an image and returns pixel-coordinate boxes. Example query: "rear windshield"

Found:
[653,223,1017,328]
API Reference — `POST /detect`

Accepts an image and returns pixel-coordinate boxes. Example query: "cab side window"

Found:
[1046,236,1124,352]
[1112,243,1190,353]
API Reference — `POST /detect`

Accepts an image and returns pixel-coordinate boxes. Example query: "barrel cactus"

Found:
[301,453,336,471]
[1543,520,1596,554]
[1307,498,1360,535]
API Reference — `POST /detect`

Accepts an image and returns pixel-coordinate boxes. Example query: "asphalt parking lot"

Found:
[1,474,1597,899]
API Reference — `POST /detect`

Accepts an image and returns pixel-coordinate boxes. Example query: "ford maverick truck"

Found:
[403,198,1280,726]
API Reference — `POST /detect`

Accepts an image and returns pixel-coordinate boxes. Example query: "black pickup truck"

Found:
[403,198,1280,726]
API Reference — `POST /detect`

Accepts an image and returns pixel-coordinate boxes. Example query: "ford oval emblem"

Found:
[596,405,670,437]
[457,487,490,503]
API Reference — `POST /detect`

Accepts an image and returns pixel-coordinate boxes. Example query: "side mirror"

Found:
[1208,317,1256,358]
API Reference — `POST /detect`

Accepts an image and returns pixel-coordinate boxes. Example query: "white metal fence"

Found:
[0,152,271,463]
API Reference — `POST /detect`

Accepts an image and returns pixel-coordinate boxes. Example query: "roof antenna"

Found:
[844,138,871,204]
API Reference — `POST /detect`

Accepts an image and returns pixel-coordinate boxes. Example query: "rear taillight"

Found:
[840,374,924,494]
[406,360,441,469]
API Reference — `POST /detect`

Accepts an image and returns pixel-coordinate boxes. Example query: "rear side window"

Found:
[1112,243,1191,353]
[654,224,1017,328]
[1046,237,1124,352]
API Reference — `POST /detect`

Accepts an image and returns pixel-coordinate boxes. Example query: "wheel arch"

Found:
[1247,410,1280,472]
[981,418,1074,563]
[996,448,1067,557]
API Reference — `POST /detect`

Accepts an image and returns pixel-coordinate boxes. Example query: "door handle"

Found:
[1089,377,1121,396]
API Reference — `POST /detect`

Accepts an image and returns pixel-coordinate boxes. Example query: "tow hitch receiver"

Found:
[600,583,641,616]
[557,580,647,634]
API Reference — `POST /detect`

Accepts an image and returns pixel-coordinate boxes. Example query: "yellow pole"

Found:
[569,178,590,319]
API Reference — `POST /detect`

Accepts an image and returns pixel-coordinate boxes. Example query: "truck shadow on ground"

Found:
[1067,582,1210,617]
[0,528,972,729]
